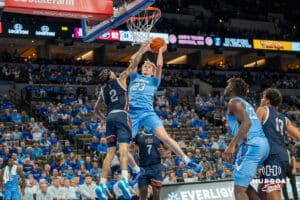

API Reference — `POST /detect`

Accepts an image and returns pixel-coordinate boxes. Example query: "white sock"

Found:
[100,177,107,185]
[122,170,128,181]
[182,155,191,165]
[131,165,140,173]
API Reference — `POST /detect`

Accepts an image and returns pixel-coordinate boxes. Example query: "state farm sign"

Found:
[4,0,113,20]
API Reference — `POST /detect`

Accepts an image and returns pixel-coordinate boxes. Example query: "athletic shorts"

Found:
[129,109,163,137]
[138,163,163,189]
[233,136,269,188]
[259,154,288,193]
[105,111,132,147]
[4,189,21,200]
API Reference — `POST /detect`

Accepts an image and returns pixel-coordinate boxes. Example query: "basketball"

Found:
[150,37,166,53]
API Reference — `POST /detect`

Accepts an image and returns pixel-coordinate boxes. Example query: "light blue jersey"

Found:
[4,166,21,200]
[129,73,160,111]
[227,96,265,141]
[226,96,269,188]
[129,73,163,137]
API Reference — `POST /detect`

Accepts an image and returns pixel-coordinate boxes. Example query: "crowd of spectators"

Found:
[0,64,299,199]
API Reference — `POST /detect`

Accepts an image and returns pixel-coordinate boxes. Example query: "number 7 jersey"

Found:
[101,78,129,114]
[129,73,160,111]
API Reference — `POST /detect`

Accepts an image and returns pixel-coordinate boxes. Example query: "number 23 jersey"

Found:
[129,73,160,111]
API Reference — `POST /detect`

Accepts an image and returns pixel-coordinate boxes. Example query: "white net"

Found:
[126,7,161,45]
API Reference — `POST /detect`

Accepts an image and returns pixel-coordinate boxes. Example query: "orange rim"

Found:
[128,6,161,21]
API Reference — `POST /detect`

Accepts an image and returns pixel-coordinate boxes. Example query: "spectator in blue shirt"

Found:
[176,162,187,178]
[32,142,43,159]
[1,109,11,122]
[86,116,98,131]
[97,137,107,154]
[39,102,48,114]
[49,132,58,145]
[70,126,79,138]
[73,114,84,126]
[42,144,51,156]
[31,162,42,182]
[66,167,76,180]
[168,89,179,107]
[0,144,4,156]
[197,127,208,140]
[89,136,99,153]
[217,135,227,150]
[78,122,89,135]
[62,140,73,155]
[21,128,33,142]
[10,109,21,122]
[40,133,51,147]
[191,115,204,128]
[90,161,102,180]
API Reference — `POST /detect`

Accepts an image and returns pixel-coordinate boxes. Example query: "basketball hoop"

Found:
[126,6,161,45]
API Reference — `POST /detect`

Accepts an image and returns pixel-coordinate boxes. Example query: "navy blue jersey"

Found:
[101,79,128,114]
[134,132,161,167]
[262,106,288,161]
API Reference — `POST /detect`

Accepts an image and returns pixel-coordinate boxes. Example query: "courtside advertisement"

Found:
[161,176,300,200]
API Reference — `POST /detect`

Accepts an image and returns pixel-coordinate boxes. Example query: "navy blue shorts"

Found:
[105,111,132,147]
[138,163,163,189]
[260,154,288,192]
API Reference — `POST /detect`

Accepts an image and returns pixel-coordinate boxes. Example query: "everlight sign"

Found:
[161,181,234,200]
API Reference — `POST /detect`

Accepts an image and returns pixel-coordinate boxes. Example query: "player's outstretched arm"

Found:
[286,118,300,140]
[155,43,167,80]
[119,41,151,83]
[93,90,106,121]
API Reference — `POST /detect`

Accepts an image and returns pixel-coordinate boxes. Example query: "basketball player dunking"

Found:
[128,41,203,183]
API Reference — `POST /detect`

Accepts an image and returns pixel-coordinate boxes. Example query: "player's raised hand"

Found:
[140,39,152,52]
[159,43,167,53]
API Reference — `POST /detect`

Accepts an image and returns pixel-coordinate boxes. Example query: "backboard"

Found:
[81,0,156,42]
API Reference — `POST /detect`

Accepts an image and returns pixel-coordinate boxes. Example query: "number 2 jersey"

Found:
[262,106,288,161]
[128,73,160,111]
[101,78,128,114]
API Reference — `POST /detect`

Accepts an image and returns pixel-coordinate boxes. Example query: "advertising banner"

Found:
[253,39,292,51]
[5,23,30,35]
[169,34,213,46]
[74,28,120,41]
[222,38,252,48]
[292,42,300,52]
[74,28,169,43]
[35,24,56,37]
[161,176,300,200]
[119,30,169,43]
[4,0,113,20]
